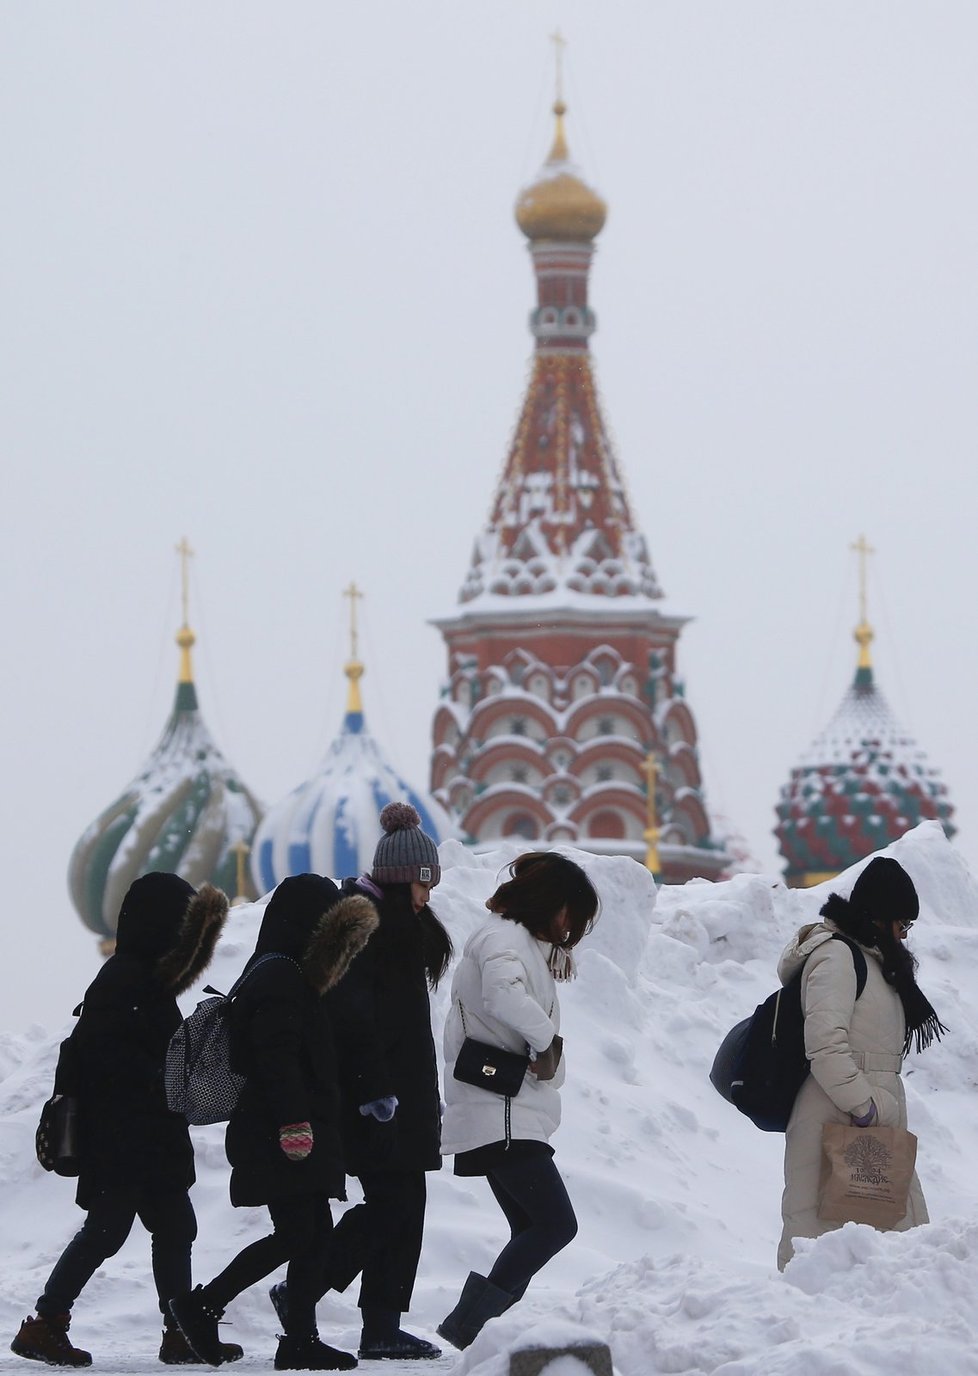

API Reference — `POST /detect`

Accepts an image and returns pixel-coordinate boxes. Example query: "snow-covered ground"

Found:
[2,820,977,1375]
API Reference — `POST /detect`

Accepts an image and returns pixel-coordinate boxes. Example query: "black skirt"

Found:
[453,1139,554,1177]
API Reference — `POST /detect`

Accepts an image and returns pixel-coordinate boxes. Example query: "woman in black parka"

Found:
[277,803,451,1363]
[11,872,233,1369]
[169,874,377,1373]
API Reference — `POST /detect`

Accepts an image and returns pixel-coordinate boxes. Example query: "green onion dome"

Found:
[68,616,263,952]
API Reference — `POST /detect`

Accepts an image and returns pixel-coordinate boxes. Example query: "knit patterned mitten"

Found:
[279,1122,314,1160]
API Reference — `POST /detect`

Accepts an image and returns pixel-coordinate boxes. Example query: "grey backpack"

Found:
[165,954,294,1125]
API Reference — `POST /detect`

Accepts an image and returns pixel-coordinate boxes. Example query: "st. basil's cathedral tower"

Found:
[430,89,727,883]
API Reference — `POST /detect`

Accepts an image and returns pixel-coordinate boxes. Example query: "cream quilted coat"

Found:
[777,921,928,1270]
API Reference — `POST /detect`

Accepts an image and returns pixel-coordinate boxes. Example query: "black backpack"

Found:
[710,934,868,1132]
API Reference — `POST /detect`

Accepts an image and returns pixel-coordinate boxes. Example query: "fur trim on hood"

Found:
[156,883,230,994]
[302,894,378,995]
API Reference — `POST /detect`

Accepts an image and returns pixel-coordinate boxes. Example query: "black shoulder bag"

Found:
[453,1003,529,1098]
[36,1005,83,1177]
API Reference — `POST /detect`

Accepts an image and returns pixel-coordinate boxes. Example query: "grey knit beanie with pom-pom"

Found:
[371,802,441,887]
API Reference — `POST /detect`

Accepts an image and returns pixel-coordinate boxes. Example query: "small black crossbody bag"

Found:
[453,1004,529,1098]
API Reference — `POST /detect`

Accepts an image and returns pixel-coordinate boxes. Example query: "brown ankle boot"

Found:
[159,1326,244,1364]
[10,1313,92,1367]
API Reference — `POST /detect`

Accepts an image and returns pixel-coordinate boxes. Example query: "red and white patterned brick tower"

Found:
[430,96,727,882]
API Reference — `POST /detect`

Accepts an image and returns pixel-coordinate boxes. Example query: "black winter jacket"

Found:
[329,880,443,1175]
[224,876,378,1207]
[72,875,228,1210]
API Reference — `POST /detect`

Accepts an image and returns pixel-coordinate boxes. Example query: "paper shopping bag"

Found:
[818,1122,917,1230]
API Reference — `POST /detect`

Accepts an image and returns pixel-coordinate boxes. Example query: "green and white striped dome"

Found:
[68,621,262,951]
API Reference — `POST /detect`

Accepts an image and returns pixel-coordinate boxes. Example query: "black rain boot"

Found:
[436,1272,515,1351]
[358,1305,441,1361]
[274,1332,357,1371]
[269,1283,289,1331]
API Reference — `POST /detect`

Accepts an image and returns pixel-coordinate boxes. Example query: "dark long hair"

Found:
[376,882,453,989]
[487,852,599,949]
[820,891,946,1054]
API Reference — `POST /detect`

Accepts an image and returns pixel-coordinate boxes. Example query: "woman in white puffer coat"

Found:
[778,856,945,1270]
[437,852,599,1351]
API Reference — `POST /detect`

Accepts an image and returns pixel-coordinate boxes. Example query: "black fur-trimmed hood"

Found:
[302,893,378,995]
[156,882,230,994]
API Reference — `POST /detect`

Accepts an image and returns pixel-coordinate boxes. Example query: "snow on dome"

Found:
[68,677,262,951]
[776,665,954,886]
[252,690,453,895]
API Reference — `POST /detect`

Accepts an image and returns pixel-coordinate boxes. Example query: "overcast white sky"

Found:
[2,2,975,1031]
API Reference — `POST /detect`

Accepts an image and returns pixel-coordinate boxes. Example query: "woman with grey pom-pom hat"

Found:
[271,802,453,1362]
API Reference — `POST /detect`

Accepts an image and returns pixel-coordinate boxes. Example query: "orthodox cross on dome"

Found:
[343,581,365,715]
[643,751,661,882]
[851,534,875,670]
[230,839,251,906]
[175,536,196,684]
[551,27,567,111]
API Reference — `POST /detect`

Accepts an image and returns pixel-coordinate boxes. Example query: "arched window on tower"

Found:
[588,809,626,840]
[506,812,540,840]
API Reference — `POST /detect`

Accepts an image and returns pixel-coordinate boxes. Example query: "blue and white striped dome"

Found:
[252,662,454,895]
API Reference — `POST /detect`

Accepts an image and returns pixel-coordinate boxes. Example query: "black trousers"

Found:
[485,1154,578,1300]
[38,1187,197,1320]
[204,1194,334,1338]
[323,1169,427,1315]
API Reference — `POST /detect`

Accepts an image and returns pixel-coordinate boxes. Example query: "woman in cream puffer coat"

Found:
[778,857,943,1270]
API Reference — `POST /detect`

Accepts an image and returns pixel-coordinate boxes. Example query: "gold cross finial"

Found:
[850,534,875,671]
[230,839,251,905]
[550,28,567,106]
[343,581,363,662]
[176,537,194,627]
[643,751,661,881]
[174,537,196,684]
[342,582,365,715]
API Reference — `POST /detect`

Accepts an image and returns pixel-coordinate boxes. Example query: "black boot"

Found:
[159,1326,244,1365]
[168,1288,227,1367]
[358,1305,440,1361]
[436,1272,514,1351]
[274,1333,357,1371]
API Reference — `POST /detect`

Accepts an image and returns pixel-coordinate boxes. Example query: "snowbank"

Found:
[2,821,977,1374]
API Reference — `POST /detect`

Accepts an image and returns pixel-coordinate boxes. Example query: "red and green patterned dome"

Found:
[775,634,954,888]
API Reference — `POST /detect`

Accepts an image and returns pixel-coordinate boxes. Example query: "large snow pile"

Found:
[2,820,977,1375]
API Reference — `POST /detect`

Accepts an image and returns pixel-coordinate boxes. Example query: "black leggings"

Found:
[38,1188,197,1320]
[485,1154,577,1300]
[203,1194,333,1337]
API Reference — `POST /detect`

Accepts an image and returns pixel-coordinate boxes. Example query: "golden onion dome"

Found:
[515,100,607,243]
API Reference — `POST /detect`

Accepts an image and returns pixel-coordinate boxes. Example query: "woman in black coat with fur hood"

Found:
[169,874,377,1373]
[11,872,231,1370]
[286,803,453,1364]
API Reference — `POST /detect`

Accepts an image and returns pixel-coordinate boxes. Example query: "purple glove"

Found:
[850,1100,878,1128]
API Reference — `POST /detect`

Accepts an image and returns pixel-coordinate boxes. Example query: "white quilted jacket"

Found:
[440,912,563,1157]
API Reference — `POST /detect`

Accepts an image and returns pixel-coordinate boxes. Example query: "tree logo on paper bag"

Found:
[844,1133,892,1185]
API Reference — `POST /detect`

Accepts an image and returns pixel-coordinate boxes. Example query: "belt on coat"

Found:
[852,1051,903,1072]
